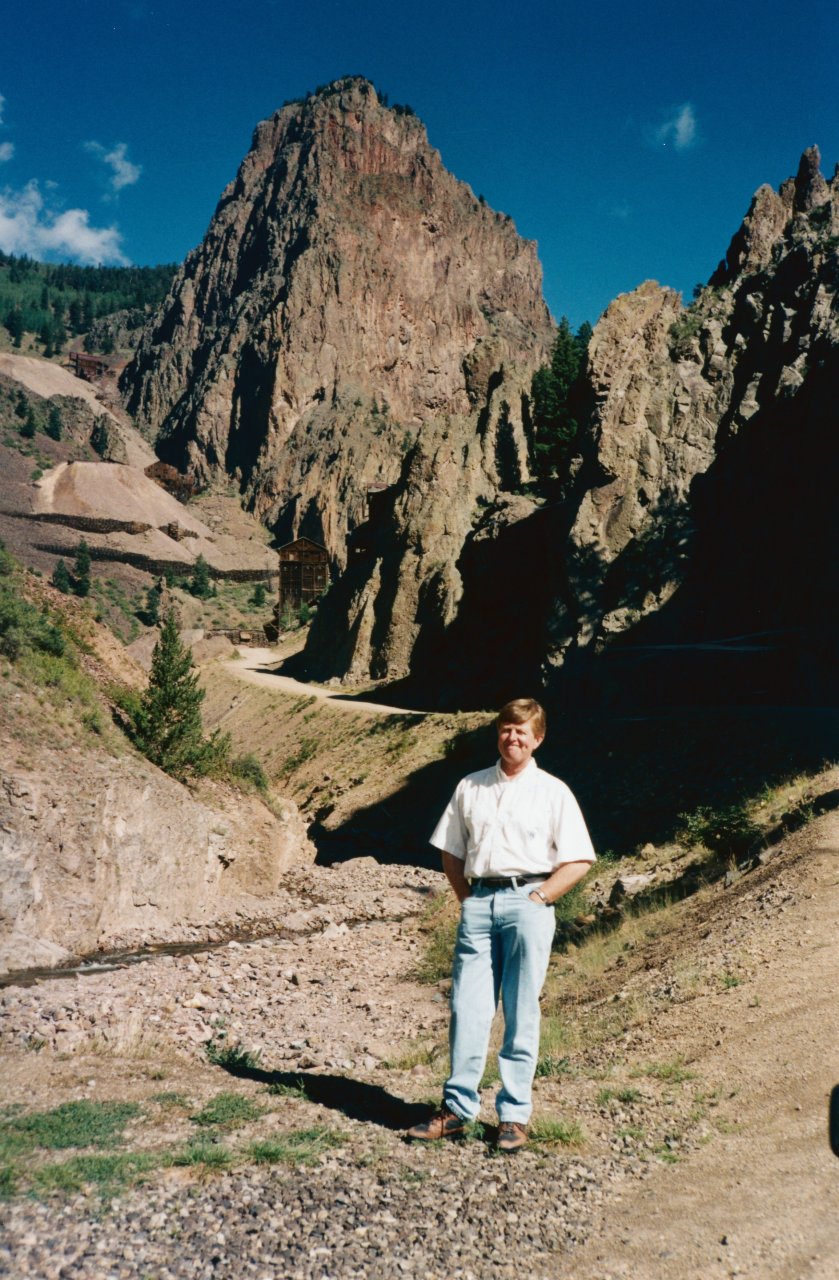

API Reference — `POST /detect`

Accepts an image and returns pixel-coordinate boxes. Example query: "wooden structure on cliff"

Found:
[277,537,329,610]
[67,352,109,381]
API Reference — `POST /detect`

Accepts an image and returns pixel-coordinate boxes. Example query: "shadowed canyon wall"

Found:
[305,147,838,708]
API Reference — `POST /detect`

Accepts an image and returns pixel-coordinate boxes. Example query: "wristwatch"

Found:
[530,889,549,904]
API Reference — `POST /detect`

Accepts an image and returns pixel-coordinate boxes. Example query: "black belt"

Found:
[471,874,546,889]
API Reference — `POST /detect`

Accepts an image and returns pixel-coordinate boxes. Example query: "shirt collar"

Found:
[495,757,539,784]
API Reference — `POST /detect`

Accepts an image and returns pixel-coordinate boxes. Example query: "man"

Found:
[407,697,595,1153]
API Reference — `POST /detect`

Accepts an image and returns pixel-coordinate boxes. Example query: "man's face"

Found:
[497,716,543,775]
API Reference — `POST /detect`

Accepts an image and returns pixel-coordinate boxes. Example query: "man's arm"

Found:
[442,851,471,903]
[529,860,591,905]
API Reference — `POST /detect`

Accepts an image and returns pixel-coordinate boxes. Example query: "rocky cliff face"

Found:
[0,746,314,974]
[306,148,838,706]
[549,146,838,699]
[121,77,553,567]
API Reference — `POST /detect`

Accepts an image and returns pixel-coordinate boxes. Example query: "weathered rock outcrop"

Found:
[307,147,838,706]
[302,363,538,684]
[0,741,314,974]
[121,77,553,567]
[549,146,838,689]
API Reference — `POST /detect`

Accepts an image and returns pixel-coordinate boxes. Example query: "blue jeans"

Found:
[444,883,556,1123]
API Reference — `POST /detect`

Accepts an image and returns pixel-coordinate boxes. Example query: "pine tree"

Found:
[530,317,591,478]
[20,408,37,440]
[251,582,267,608]
[189,554,213,599]
[45,405,63,441]
[6,309,24,348]
[133,611,228,779]
[51,559,72,593]
[145,583,162,625]
[90,417,111,457]
[73,540,91,597]
[39,317,55,357]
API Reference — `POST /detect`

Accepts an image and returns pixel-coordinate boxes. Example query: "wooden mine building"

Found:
[277,537,329,610]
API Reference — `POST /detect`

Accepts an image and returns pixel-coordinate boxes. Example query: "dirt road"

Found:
[223,646,429,717]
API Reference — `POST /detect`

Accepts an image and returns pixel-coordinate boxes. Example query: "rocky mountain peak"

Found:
[712,146,835,283]
[121,77,553,564]
[792,144,830,212]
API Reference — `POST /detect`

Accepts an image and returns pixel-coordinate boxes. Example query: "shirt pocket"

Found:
[502,813,550,854]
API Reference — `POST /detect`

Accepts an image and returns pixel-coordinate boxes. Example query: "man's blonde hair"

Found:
[495,698,546,740]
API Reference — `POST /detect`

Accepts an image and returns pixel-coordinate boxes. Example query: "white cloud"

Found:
[651,103,698,151]
[0,180,129,264]
[0,93,5,126]
[85,140,142,193]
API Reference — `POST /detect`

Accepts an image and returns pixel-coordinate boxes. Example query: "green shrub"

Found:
[229,752,269,793]
[0,575,67,663]
[205,1040,261,1072]
[51,560,72,594]
[678,803,761,858]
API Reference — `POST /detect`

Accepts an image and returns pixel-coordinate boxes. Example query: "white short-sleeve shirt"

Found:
[430,759,595,879]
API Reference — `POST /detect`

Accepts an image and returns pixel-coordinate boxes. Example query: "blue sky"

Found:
[1,0,836,326]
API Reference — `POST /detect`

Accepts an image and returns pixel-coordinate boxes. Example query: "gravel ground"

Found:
[0,1143,626,1279]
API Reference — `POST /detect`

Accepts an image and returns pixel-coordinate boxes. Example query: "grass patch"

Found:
[534,1053,571,1079]
[266,1079,308,1100]
[538,1015,575,1060]
[617,1125,646,1141]
[278,737,318,776]
[190,1092,264,1130]
[529,1117,584,1147]
[653,1144,681,1164]
[247,1126,346,1166]
[171,1141,236,1172]
[414,891,459,984]
[4,1100,140,1151]
[634,1059,697,1085]
[597,1087,641,1106]
[151,1091,191,1108]
[479,1062,500,1089]
[384,1038,448,1072]
[32,1151,160,1197]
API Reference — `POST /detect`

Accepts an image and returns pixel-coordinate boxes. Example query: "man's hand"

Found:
[442,851,472,903]
[530,861,592,905]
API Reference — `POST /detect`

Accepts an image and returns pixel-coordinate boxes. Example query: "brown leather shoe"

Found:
[406,1105,466,1141]
[497,1121,528,1153]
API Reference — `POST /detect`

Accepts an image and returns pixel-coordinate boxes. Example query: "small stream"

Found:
[0,928,289,991]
